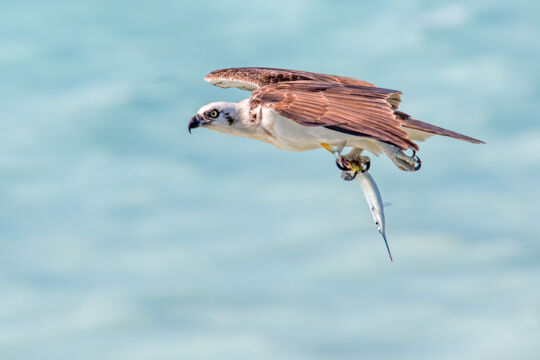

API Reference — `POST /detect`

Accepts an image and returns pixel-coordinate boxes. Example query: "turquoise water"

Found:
[1,1,539,359]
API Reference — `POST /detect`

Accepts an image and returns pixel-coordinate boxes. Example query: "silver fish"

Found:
[322,141,393,262]
[355,171,393,262]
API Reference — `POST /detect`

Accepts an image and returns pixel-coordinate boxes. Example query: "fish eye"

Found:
[209,109,219,118]
[375,221,380,226]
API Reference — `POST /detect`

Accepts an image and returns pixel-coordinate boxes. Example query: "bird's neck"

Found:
[218,99,272,142]
[234,99,253,123]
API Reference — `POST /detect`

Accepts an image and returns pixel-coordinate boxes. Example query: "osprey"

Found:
[189,67,484,172]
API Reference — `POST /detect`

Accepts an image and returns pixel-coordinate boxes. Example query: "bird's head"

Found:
[188,101,246,135]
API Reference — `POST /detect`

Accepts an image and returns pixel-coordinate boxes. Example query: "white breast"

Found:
[258,107,383,154]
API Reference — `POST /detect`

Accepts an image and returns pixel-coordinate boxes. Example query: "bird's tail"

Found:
[395,111,485,144]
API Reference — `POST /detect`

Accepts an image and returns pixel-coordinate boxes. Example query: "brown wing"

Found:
[250,81,418,150]
[205,67,375,91]
[395,111,485,144]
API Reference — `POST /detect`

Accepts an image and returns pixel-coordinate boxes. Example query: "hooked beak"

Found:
[188,115,204,134]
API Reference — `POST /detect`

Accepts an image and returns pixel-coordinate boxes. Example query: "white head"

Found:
[188,101,251,136]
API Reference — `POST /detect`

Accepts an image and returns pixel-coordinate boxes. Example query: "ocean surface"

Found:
[1,1,539,359]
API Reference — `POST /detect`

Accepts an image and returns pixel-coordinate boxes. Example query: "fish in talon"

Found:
[356,171,393,262]
[321,142,394,261]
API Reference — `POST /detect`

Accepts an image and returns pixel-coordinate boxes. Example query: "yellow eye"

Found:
[209,109,219,118]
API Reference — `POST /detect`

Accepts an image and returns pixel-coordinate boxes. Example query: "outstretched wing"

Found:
[205,67,485,148]
[204,67,375,91]
[250,80,418,150]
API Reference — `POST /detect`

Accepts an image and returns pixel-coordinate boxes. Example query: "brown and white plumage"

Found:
[190,67,484,171]
[204,66,376,90]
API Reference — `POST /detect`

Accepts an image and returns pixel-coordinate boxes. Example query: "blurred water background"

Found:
[1,1,539,359]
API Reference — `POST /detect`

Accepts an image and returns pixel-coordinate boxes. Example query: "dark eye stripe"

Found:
[224,112,234,125]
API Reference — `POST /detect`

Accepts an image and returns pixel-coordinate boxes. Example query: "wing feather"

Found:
[205,67,376,90]
[395,111,485,144]
[250,81,418,150]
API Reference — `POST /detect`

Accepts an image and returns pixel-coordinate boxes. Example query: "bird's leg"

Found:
[321,142,354,180]
[320,143,371,181]
[320,142,347,168]
[380,142,421,172]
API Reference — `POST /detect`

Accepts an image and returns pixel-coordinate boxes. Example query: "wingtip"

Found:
[466,136,486,144]
[204,69,227,83]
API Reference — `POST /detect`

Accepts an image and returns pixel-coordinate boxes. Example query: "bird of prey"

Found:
[188,67,484,172]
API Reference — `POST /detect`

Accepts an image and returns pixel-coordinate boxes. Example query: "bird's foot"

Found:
[335,156,370,181]
[320,143,371,181]
[393,149,421,172]
[340,170,358,181]
[380,143,422,172]
[342,151,371,171]
[335,158,357,181]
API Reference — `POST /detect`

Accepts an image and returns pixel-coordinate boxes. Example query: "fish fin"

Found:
[383,202,393,208]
